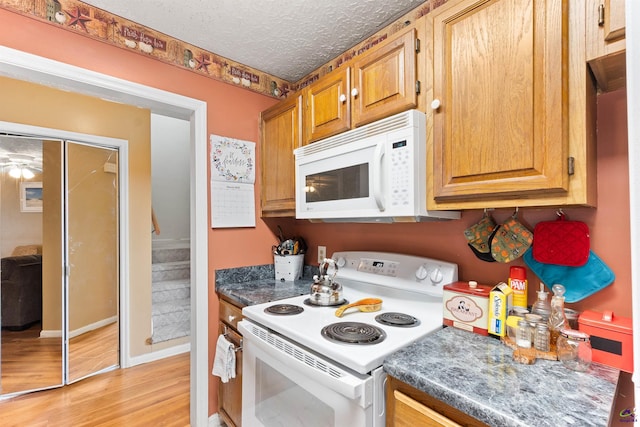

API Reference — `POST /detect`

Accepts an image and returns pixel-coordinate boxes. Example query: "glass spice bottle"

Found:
[534,323,550,352]
[547,284,569,346]
[531,283,552,321]
[516,319,533,349]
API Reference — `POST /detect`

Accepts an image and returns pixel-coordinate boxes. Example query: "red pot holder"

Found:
[533,212,590,267]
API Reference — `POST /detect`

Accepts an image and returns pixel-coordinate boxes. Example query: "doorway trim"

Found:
[0,46,209,426]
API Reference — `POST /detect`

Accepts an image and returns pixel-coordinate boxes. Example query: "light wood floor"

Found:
[1,323,62,393]
[69,321,119,381]
[0,352,190,426]
[1,321,119,393]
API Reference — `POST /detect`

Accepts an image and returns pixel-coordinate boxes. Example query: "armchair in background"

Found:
[1,254,43,330]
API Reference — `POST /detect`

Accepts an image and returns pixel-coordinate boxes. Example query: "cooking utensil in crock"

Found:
[334,298,383,317]
[310,258,344,306]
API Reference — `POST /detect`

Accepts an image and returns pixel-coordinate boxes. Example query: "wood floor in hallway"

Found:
[0,352,190,427]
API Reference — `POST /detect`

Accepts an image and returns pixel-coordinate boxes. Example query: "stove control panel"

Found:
[357,258,399,277]
[331,251,458,298]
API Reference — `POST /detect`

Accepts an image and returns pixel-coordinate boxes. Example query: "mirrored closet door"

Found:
[66,141,120,383]
[0,135,120,396]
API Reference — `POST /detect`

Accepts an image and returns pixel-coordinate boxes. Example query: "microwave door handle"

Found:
[372,143,385,211]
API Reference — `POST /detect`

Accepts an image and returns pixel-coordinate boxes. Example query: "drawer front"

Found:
[220,299,243,330]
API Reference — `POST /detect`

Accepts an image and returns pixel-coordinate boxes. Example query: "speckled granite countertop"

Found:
[384,327,619,427]
[215,264,316,307]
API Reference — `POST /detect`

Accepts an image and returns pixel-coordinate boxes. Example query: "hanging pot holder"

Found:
[524,248,615,303]
[490,210,533,263]
[532,212,590,267]
[463,210,497,262]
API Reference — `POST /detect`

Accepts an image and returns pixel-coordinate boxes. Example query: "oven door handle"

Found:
[239,320,372,407]
[372,142,385,211]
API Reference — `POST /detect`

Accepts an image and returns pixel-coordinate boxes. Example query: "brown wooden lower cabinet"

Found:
[218,298,244,427]
[386,376,489,427]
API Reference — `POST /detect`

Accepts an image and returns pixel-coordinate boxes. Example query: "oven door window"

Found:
[305,163,369,203]
[255,359,333,426]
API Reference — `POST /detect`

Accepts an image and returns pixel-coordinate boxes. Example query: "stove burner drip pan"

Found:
[321,322,386,345]
[375,312,420,327]
[264,304,304,315]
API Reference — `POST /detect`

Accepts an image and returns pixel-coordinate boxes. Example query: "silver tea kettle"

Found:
[310,258,344,306]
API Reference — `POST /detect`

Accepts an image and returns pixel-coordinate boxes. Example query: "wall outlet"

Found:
[317,246,326,264]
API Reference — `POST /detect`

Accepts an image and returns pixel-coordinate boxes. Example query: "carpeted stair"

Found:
[151,241,191,344]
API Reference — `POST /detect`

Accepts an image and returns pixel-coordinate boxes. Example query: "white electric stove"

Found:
[238,251,458,427]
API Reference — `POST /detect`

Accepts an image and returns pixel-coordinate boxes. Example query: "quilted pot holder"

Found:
[490,213,533,263]
[524,249,615,303]
[464,211,497,262]
[532,212,590,267]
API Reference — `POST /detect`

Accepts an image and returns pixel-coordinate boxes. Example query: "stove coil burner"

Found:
[375,312,420,327]
[263,304,304,315]
[303,298,348,307]
[321,322,386,345]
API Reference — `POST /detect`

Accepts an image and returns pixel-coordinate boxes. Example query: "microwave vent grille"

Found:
[295,109,423,158]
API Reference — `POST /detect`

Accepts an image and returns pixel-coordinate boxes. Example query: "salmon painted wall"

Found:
[0,8,280,414]
[1,6,631,418]
[288,89,631,319]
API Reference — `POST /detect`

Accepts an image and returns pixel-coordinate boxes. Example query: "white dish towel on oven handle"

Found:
[212,334,236,383]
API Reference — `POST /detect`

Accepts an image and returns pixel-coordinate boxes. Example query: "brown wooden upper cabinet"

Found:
[304,28,419,144]
[586,0,626,92]
[260,94,302,217]
[428,0,598,209]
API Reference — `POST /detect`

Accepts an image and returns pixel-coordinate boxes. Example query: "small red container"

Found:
[578,310,633,373]
[443,281,492,335]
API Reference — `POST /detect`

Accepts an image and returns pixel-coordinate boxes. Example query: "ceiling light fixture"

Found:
[8,166,21,178]
[21,168,35,179]
[7,165,35,179]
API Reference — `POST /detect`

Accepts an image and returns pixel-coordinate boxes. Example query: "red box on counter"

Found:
[443,281,492,335]
[578,310,633,373]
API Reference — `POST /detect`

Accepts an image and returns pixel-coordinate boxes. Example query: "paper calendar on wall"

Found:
[210,135,256,228]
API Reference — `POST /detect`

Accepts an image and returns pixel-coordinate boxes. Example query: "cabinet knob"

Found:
[339,94,347,103]
[351,88,359,98]
[228,315,236,322]
[431,99,441,110]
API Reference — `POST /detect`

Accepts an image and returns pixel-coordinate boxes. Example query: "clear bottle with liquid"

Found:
[547,284,569,346]
[531,283,552,321]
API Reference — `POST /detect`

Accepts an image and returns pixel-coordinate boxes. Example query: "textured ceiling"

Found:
[81,0,425,82]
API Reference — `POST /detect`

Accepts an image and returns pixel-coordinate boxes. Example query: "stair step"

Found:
[151,320,190,343]
[152,260,190,281]
[153,297,190,313]
[153,309,191,327]
[152,246,190,263]
[152,278,190,290]
[152,280,190,303]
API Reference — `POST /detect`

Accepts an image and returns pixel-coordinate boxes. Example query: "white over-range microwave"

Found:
[294,109,460,222]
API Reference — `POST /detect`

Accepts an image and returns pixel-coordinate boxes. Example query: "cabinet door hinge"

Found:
[598,4,605,26]
[568,156,575,176]
[415,39,421,53]
[415,80,421,95]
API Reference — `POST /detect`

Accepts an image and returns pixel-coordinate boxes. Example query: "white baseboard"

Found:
[127,342,190,367]
[209,413,222,427]
[40,316,118,338]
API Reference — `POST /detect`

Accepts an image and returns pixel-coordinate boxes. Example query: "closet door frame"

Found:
[0,121,130,373]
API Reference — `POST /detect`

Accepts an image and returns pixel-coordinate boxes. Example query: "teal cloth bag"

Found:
[523,248,615,303]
